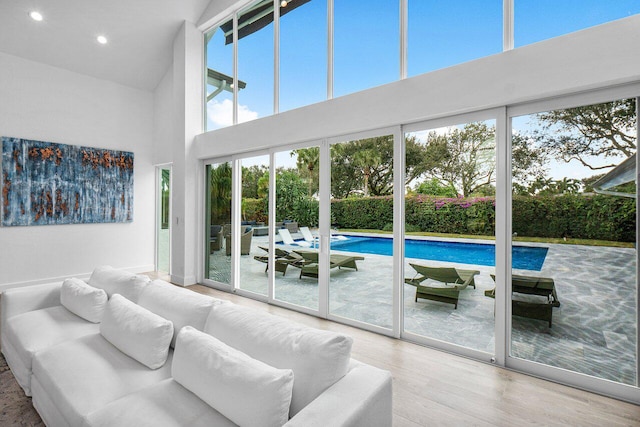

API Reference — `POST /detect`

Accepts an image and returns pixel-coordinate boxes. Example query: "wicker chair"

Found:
[226,226,253,255]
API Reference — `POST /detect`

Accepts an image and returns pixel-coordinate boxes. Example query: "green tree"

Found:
[209,162,232,224]
[534,98,637,171]
[421,122,496,197]
[273,169,308,221]
[292,147,319,197]
[330,135,427,198]
[415,178,458,197]
[241,164,267,199]
[353,148,381,197]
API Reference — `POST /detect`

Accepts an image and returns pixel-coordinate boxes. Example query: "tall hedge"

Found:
[330,194,636,242]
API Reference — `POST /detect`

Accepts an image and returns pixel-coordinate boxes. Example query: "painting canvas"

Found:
[1,137,134,226]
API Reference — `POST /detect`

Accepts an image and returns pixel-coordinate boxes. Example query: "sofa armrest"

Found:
[1,282,63,340]
[284,360,392,427]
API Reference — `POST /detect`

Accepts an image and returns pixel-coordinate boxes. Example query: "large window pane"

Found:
[239,155,270,296]
[404,121,496,352]
[205,162,233,284]
[408,0,502,77]
[334,0,399,98]
[280,0,327,112]
[329,135,394,329]
[510,98,637,385]
[237,1,274,124]
[205,25,234,131]
[273,147,320,311]
[515,0,640,48]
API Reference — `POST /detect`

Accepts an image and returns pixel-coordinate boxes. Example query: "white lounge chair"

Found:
[278,228,312,247]
[299,227,319,246]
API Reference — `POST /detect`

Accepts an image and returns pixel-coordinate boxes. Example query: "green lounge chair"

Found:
[293,250,365,279]
[404,263,480,309]
[485,274,559,327]
[253,246,306,276]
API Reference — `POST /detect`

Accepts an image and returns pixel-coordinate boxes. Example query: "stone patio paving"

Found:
[208,231,637,385]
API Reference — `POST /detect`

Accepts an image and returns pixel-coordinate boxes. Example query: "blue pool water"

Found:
[329,236,548,271]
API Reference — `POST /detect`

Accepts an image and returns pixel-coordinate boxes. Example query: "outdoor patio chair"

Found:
[226,226,253,255]
[293,249,365,279]
[404,263,480,309]
[209,225,223,253]
[485,274,559,327]
[253,246,306,275]
[284,221,299,233]
[278,228,312,247]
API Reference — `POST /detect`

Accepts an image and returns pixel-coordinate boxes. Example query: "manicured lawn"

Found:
[339,229,635,248]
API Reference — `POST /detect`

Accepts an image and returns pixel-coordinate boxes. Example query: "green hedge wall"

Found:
[330,194,636,242]
[244,194,635,242]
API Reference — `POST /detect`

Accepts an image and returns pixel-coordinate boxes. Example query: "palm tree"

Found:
[353,148,381,197]
[209,162,232,224]
[292,147,319,197]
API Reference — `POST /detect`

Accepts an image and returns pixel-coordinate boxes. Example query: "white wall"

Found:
[153,67,174,166]
[194,15,640,158]
[169,21,204,286]
[0,52,155,289]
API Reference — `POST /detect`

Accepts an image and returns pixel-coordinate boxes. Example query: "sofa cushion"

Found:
[173,326,293,427]
[100,294,173,369]
[138,279,223,347]
[83,378,236,427]
[31,333,173,427]
[88,265,149,303]
[3,305,100,395]
[204,304,353,417]
[60,278,108,323]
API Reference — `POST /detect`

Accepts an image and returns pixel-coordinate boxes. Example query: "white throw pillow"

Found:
[88,265,149,303]
[204,304,353,417]
[60,277,108,323]
[100,294,174,369]
[173,326,293,427]
[138,279,224,347]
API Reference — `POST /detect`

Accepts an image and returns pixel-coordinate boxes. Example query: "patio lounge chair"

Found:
[485,274,559,327]
[404,263,480,309]
[293,249,364,279]
[299,226,318,246]
[278,228,312,247]
[226,226,253,255]
[253,246,306,275]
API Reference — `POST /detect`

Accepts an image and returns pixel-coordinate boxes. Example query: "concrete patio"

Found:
[207,231,637,386]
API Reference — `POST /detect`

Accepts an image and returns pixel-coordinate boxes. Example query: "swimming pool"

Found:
[330,236,548,271]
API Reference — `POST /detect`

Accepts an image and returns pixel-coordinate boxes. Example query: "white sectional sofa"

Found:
[0,266,392,427]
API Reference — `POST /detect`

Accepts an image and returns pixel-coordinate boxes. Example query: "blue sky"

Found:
[206,0,639,180]
[207,0,639,131]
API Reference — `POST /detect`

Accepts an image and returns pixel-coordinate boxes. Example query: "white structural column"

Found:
[171,21,204,286]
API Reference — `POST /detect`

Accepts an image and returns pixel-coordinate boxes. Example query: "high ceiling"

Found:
[0,0,212,91]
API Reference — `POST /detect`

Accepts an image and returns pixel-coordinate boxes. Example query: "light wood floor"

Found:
[152,273,640,426]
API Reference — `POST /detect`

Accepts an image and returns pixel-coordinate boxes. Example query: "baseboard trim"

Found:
[170,274,197,287]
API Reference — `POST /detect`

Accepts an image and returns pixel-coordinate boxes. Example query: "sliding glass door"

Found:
[156,166,171,274]
[327,131,396,331]
[273,146,320,311]
[205,161,233,285]
[238,154,270,297]
[509,97,638,387]
[402,118,497,354]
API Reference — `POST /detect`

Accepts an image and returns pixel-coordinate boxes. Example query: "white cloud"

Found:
[207,98,259,128]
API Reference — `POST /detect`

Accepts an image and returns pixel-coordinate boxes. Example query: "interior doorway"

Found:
[156,165,171,273]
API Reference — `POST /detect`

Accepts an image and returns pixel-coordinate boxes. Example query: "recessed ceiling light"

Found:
[29,11,43,21]
[96,35,108,45]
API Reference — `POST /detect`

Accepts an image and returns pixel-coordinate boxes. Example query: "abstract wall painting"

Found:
[1,137,134,226]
